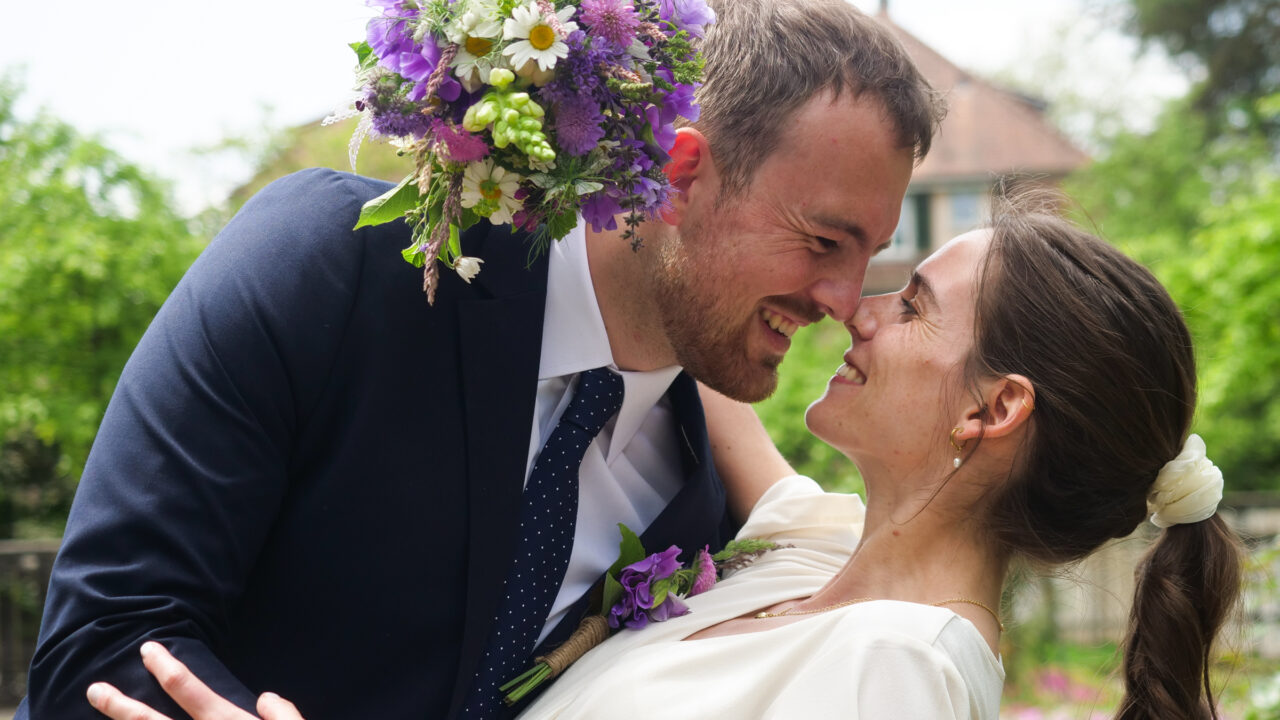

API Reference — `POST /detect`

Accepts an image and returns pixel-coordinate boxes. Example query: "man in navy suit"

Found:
[22,1,942,718]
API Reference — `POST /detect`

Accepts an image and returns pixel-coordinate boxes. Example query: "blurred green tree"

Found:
[1126,0,1280,136]
[0,76,203,536]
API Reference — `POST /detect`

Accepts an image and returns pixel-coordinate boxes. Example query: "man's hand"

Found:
[86,642,305,720]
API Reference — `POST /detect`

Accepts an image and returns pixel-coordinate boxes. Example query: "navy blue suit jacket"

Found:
[20,169,734,719]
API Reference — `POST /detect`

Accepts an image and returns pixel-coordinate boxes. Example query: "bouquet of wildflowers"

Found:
[334,0,714,302]
[500,524,781,705]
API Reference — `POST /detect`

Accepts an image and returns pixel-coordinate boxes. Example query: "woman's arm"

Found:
[697,382,797,524]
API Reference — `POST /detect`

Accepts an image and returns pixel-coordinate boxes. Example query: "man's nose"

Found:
[810,269,865,324]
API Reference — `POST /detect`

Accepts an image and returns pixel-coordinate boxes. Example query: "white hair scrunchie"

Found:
[1146,433,1224,528]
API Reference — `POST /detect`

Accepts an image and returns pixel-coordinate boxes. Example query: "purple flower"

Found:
[365,80,435,139]
[607,546,690,630]
[554,95,606,156]
[367,18,415,73]
[657,0,716,38]
[645,104,676,154]
[365,0,416,18]
[580,0,640,49]
[430,118,489,163]
[543,31,611,101]
[385,43,459,104]
[689,546,716,597]
[659,75,700,123]
[580,191,623,232]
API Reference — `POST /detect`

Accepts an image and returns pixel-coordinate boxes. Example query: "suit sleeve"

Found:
[23,169,381,719]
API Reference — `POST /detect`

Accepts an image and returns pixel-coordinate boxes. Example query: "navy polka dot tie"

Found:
[462,367,625,717]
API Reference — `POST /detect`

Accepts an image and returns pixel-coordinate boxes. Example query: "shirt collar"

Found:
[539,221,683,462]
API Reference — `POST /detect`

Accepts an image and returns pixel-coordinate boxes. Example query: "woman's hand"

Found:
[86,642,305,720]
[697,382,796,523]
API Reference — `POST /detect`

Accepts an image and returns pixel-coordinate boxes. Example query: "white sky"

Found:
[1,0,1190,213]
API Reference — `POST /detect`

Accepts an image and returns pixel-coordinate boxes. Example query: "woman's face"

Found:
[805,229,992,477]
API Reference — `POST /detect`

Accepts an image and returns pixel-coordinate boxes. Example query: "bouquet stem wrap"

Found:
[501,614,610,705]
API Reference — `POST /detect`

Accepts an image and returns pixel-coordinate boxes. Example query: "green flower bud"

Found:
[475,102,498,126]
[462,106,482,132]
[488,68,515,88]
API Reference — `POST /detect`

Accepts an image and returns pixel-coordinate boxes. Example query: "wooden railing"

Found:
[0,540,58,707]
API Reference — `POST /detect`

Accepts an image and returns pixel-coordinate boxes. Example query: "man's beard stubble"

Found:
[650,225,782,404]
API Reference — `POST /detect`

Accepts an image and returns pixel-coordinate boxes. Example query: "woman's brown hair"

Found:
[968,192,1242,719]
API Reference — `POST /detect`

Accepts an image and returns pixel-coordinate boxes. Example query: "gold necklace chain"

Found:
[754,596,1005,632]
[753,597,873,619]
[932,598,1005,632]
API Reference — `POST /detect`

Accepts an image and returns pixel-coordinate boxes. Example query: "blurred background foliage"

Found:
[0,0,1278,535]
[0,75,204,537]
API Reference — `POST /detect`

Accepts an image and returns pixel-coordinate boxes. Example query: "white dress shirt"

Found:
[529,221,684,644]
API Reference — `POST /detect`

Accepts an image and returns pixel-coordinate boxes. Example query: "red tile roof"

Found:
[879,13,1089,183]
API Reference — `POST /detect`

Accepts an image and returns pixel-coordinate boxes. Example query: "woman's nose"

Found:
[846,293,893,341]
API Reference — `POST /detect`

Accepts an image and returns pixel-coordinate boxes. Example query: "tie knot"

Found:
[562,367,624,436]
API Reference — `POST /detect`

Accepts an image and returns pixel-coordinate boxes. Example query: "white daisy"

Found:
[446,1,504,44]
[448,3,506,92]
[502,2,578,73]
[460,159,523,225]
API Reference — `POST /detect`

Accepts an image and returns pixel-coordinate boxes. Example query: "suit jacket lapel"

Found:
[636,371,732,556]
[448,226,549,717]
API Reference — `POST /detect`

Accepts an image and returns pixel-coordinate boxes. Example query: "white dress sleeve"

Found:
[850,635,973,719]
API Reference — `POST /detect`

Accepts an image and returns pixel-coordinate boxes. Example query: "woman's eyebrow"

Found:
[909,270,938,308]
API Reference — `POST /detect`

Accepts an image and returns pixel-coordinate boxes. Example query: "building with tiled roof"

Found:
[866,4,1089,292]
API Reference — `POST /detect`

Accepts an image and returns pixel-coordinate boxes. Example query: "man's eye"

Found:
[815,236,838,251]
[900,297,918,317]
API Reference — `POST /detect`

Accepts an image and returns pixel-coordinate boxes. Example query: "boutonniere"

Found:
[501,524,782,705]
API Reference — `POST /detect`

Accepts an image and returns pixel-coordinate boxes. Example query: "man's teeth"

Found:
[837,363,867,385]
[761,309,799,338]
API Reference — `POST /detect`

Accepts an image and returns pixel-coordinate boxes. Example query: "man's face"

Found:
[653,91,916,402]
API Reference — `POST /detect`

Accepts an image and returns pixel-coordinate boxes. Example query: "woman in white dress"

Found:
[86,197,1242,720]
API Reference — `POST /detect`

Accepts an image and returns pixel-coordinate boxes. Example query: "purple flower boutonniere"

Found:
[500,525,780,705]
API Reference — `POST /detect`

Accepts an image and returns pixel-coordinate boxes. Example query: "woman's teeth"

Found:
[761,308,799,338]
[837,363,866,385]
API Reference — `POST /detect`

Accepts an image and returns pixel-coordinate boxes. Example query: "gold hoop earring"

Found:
[1022,398,1034,411]
[950,427,966,469]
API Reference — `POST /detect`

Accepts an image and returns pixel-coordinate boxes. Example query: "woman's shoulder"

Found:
[734,475,865,544]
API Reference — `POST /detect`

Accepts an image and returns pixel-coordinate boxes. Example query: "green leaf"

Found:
[447,223,461,260]
[354,174,419,229]
[544,207,579,241]
[607,524,646,578]
[602,573,623,616]
[350,41,374,66]
[400,244,426,268]
[650,577,675,609]
[712,537,781,563]
[529,172,558,189]
[574,180,604,196]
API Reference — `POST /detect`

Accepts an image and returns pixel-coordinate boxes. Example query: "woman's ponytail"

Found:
[1116,515,1243,720]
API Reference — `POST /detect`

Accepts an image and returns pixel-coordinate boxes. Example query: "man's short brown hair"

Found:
[695,0,945,196]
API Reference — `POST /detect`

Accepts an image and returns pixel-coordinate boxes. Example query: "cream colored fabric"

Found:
[518,476,1005,719]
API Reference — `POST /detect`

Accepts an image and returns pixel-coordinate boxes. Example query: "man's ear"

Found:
[952,374,1035,446]
[661,127,717,225]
